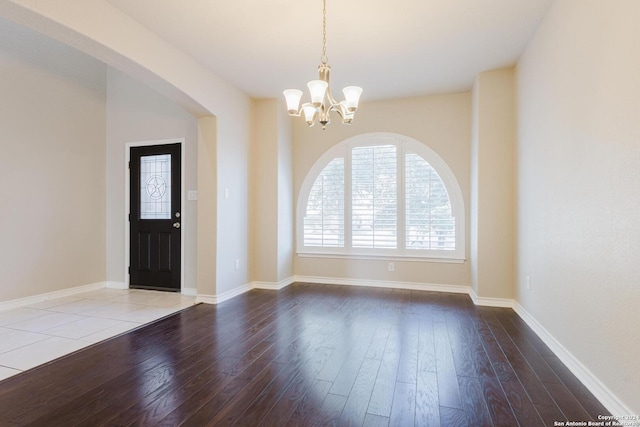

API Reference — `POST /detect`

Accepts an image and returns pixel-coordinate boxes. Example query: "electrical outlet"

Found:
[388,262,395,272]
[526,275,531,290]
[235,259,240,270]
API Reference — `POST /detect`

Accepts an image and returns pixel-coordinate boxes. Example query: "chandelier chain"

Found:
[321,0,328,64]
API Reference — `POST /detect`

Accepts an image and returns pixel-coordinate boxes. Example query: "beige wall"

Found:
[516,0,640,413]
[196,117,218,295]
[293,93,471,287]
[251,100,279,283]
[214,100,252,295]
[105,68,199,292]
[471,69,515,299]
[277,103,294,282]
[250,99,294,284]
[195,104,256,296]
[0,17,106,301]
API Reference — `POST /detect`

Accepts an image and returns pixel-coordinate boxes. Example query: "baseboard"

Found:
[105,281,127,290]
[252,277,295,290]
[293,275,470,294]
[194,294,217,305]
[294,277,518,308]
[513,302,633,416]
[469,288,515,308]
[197,278,294,304]
[197,274,469,304]
[196,282,253,305]
[0,281,107,312]
[196,277,515,309]
[197,276,467,304]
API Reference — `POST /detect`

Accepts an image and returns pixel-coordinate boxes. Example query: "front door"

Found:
[129,143,181,291]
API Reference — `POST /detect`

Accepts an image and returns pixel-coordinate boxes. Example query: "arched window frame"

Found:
[297,132,466,262]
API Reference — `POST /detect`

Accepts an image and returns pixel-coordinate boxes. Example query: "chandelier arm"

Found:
[325,87,338,107]
[331,103,347,118]
[318,64,338,106]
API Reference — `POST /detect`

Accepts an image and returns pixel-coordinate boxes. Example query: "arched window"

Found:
[298,133,465,261]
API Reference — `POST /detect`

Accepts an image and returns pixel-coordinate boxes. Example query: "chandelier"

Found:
[283,0,363,130]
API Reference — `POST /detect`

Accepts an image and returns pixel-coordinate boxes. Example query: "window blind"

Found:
[304,157,345,247]
[405,152,455,250]
[352,145,397,248]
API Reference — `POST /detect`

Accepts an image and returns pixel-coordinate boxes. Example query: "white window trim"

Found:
[297,132,466,261]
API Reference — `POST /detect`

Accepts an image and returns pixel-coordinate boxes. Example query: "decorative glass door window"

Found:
[140,154,172,219]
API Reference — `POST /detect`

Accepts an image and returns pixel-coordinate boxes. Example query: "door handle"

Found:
[173,222,181,229]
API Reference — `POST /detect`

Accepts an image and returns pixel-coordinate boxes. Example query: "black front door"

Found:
[129,143,181,291]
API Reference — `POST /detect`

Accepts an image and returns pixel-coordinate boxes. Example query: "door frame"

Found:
[124,138,186,293]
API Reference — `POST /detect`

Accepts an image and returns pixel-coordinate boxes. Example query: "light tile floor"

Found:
[0,288,196,381]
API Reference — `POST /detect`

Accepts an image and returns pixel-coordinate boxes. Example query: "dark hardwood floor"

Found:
[0,283,609,426]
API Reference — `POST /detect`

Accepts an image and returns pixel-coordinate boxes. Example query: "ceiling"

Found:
[107,0,553,101]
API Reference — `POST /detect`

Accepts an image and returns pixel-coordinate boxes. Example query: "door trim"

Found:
[124,138,186,293]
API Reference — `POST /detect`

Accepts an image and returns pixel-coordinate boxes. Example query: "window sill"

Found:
[296,252,466,264]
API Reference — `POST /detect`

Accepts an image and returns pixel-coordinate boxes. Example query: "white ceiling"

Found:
[107,0,553,101]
